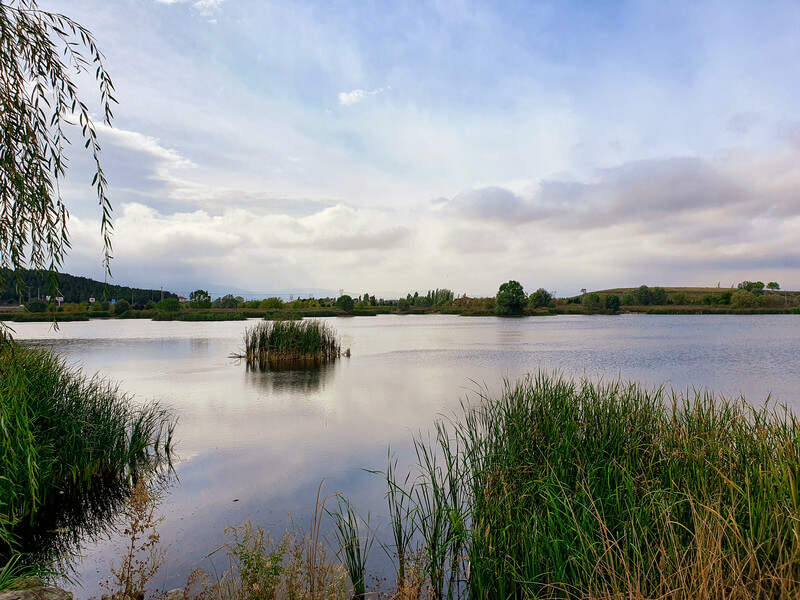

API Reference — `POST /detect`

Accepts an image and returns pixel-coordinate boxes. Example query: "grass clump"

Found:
[364,373,800,599]
[242,320,341,369]
[0,344,174,552]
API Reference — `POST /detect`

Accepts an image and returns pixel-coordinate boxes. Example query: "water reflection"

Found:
[244,360,336,395]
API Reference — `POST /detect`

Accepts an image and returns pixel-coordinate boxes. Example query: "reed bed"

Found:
[365,373,800,599]
[242,320,341,369]
[0,345,174,553]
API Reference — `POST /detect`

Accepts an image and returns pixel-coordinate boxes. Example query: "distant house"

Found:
[177,296,189,304]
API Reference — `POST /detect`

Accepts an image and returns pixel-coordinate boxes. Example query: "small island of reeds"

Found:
[242,319,343,369]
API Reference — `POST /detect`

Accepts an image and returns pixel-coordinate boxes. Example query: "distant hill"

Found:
[0,269,177,306]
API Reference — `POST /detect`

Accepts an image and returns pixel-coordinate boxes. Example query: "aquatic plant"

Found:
[241,320,342,369]
[0,345,174,553]
[367,372,800,599]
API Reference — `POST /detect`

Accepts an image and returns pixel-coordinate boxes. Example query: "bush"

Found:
[621,292,637,305]
[396,298,410,313]
[25,299,47,313]
[582,292,602,314]
[260,297,284,310]
[731,289,761,309]
[605,294,620,312]
[672,292,687,305]
[528,288,552,309]
[156,298,180,312]
[113,299,131,315]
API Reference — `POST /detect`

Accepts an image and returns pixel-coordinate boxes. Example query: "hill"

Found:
[0,269,177,306]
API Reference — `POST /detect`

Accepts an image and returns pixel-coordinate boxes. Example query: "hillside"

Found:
[0,269,177,306]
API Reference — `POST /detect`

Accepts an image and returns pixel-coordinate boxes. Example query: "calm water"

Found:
[14,314,800,597]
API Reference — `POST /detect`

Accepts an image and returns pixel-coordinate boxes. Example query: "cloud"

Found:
[337,87,390,106]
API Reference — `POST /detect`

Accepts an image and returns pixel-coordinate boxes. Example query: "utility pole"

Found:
[161,286,164,302]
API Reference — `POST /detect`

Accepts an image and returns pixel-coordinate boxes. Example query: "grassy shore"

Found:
[0,345,174,555]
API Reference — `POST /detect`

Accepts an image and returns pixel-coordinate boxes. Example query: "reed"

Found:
[367,372,800,599]
[242,320,341,369]
[0,345,174,552]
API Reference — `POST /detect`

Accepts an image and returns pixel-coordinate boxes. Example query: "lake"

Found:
[13,313,800,597]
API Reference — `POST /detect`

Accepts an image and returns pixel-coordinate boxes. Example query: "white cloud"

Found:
[337,87,390,106]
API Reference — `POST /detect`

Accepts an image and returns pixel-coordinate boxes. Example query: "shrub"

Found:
[260,297,284,310]
[24,299,47,313]
[605,294,620,312]
[621,292,637,305]
[672,291,687,305]
[731,289,761,309]
[113,299,131,315]
[528,288,552,309]
[156,298,180,312]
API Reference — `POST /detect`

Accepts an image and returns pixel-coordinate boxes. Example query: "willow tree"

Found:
[0,0,115,312]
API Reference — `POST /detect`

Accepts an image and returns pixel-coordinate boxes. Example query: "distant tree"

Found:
[91,300,109,312]
[260,297,284,309]
[635,285,652,306]
[737,281,765,295]
[26,298,47,313]
[767,282,780,291]
[396,298,410,313]
[214,294,239,309]
[528,288,553,309]
[583,293,602,314]
[189,289,212,308]
[651,287,667,305]
[672,292,687,305]
[157,298,181,312]
[605,294,621,312]
[336,294,354,313]
[621,292,637,306]
[113,299,131,315]
[731,289,761,309]
[496,280,526,315]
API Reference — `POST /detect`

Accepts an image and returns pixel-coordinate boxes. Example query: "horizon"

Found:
[41,0,800,296]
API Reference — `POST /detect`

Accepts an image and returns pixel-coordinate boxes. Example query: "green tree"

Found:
[605,294,620,312]
[1,1,115,308]
[189,289,211,308]
[528,288,552,309]
[621,292,637,305]
[767,282,780,291]
[157,298,180,312]
[260,297,284,309]
[737,281,765,295]
[336,294,354,313]
[496,280,526,315]
[113,299,131,315]
[396,298,410,313]
[582,293,602,314]
[731,289,761,309]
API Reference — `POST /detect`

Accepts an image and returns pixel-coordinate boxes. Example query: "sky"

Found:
[41,0,800,298]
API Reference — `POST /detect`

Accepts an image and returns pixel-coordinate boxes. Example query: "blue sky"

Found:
[46,0,800,297]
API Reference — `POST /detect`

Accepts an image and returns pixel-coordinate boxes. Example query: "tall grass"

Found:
[367,373,800,599]
[242,320,341,369]
[0,344,174,553]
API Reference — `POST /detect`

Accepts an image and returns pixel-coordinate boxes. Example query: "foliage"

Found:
[528,288,552,309]
[767,281,780,291]
[731,289,763,309]
[0,345,174,550]
[621,292,637,305]
[103,479,165,600]
[582,292,602,313]
[214,294,241,309]
[260,297,284,310]
[113,299,130,315]
[189,289,212,309]
[634,285,668,306]
[156,298,180,312]
[672,291,687,305]
[0,1,115,307]
[738,280,765,295]
[495,280,526,315]
[396,298,410,313]
[604,294,620,312]
[24,298,47,313]
[335,295,354,314]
